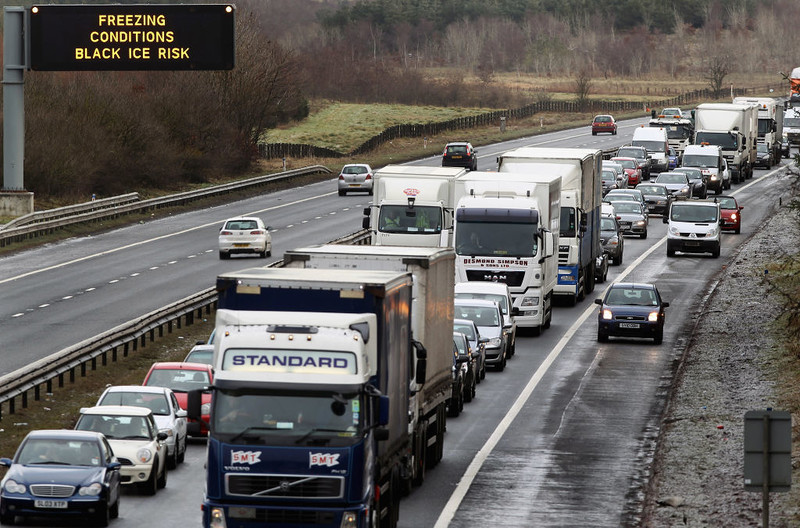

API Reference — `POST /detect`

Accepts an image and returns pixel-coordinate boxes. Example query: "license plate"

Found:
[451,155,462,159]
[685,241,700,246]
[619,322,640,329]
[648,205,656,210]
[233,243,249,248]
[35,500,68,509]
[349,184,360,187]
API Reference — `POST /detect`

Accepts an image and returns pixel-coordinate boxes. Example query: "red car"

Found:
[610,156,643,186]
[592,114,617,135]
[143,362,213,436]
[717,195,743,234]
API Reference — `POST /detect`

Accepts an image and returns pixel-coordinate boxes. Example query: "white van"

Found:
[631,126,669,173]
[663,200,722,258]
[454,282,517,358]
[682,144,725,195]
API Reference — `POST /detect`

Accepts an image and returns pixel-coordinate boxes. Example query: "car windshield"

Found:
[18,438,102,466]
[453,335,469,355]
[604,194,635,203]
[605,287,659,306]
[637,185,667,196]
[614,159,636,170]
[682,155,718,168]
[656,174,686,184]
[185,349,214,365]
[145,368,210,392]
[757,144,768,153]
[600,217,617,231]
[664,124,692,139]
[675,169,701,180]
[453,323,477,340]
[99,391,170,415]
[717,197,737,209]
[224,220,258,231]
[612,202,643,214]
[455,292,508,314]
[378,205,442,234]
[601,170,616,182]
[670,204,719,222]
[454,306,500,327]
[617,148,644,159]
[342,165,367,174]
[76,414,152,440]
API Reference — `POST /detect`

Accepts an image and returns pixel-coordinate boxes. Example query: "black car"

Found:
[594,282,669,344]
[600,215,624,265]
[448,337,470,417]
[754,143,772,169]
[442,142,478,171]
[635,183,674,215]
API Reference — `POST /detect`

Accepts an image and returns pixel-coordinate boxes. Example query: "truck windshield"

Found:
[212,389,362,446]
[785,117,800,127]
[560,207,576,238]
[757,119,772,137]
[378,205,442,234]
[663,124,692,140]
[694,132,737,149]
[682,155,717,168]
[455,221,538,258]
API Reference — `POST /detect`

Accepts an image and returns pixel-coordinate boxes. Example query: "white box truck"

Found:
[453,172,560,335]
[732,97,782,166]
[693,102,758,183]
[496,147,602,306]
[282,244,454,490]
[631,126,670,173]
[362,165,467,247]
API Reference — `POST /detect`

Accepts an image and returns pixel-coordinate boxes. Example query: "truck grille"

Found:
[233,509,336,524]
[227,474,344,499]
[557,250,569,265]
[30,484,75,497]
[465,270,525,287]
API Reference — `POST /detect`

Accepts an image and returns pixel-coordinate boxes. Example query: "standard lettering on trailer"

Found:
[223,350,356,374]
[462,258,529,267]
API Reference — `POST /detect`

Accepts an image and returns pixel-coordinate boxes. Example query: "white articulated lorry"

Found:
[282,244,455,490]
[649,115,694,159]
[452,172,560,335]
[496,147,602,306]
[783,106,800,150]
[733,97,783,166]
[693,102,758,183]
[362,165,467,247]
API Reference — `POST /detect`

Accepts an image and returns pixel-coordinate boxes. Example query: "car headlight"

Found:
[681,186,689,194]
[3,479,26,494]
[710,175,718,181]
[79,482,103,496]
[730,213,737,221]
[608,237,618,246]
[201,403,211,415]
[136,448,153,464]
[602,309,613,320]
[488,337,503,348]
[648,311,660,322]
[635,220,646,226]
[668,226,679,236]
[521,296,539,307]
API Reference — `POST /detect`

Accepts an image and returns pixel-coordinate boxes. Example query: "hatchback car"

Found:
[605,188,647,210]
[453,318,488,382]
[453,331,477,404]
[610,157,642,186]
[635,183,674,215]
[673,167,708,199]
[74,406,167,496]
[454,281,517,358]
[143,362,213,436]
[716,195,743,234]
[755,143,772,169]
[442,142,478,171]
[96,385,188,469]
[616,145,652,180]
[612,200,649,239]
[591,115,617,135]
[594,282,669,344]
[218,217,271,260]
[0,430,121,527]
[600,215,624,265]
[454,298,507,371]
[601,168,623,195]
[448,338,466,417]
[183,343,214,365]
[595,252,609,284]
[337,163,373,196]
[654,172,693,199]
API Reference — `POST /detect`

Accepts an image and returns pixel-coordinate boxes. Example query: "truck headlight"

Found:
[136,448,153,463]
[210,507,227,528]
[201,403,211,415]
[79,482,103,496]
[521,296,540,307]
[341,511,359,528]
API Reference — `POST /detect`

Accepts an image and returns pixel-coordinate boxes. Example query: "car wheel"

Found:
[110,494,120,519]
[0,511,16,525]
[654,330,664,345]
[368,189,373,196]
[94,501,111,527]
[167,442,179,470]
[177,434,186,464]
[141,463,159,496]
[598,331,608,342]
[735,225,741,234]
[480,362,486,380]
[157,459,168,489]
[338,190,346,196]
[712,246,721,258]
[219,251,230,260]
[640,230,647,240]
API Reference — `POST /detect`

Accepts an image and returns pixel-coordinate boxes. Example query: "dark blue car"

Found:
[594,282,669,344]
[0,430,121,526]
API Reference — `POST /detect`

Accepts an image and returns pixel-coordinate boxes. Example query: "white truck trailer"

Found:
[452,172,560,335]
[282,244,455,489]
[733,97,783,165]
[496,147,602,306]
[362,165,467,247]
[693,102,758,183]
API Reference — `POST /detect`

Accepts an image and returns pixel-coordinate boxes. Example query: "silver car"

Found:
[218,217,272,259]
[612,200,649,239]
[654,172,693,199]
[454,298,507,372]
[337,163,373,196]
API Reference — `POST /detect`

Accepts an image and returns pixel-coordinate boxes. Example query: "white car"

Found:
[183,343,214,365]
[74,406,168,495]
[95,386,188,469]
[454,281,517,358]
[218,217,272,259]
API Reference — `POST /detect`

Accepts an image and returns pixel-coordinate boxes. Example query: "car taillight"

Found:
[220,230,232,235]
[338,174,345,180]
[365,174,372,180]
[250,230,264,235]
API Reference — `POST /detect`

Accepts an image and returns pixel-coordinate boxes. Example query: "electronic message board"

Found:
[29,4,235,71]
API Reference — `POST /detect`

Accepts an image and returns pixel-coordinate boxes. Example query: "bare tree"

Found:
[574,70,593,111]
[704,54,731,98]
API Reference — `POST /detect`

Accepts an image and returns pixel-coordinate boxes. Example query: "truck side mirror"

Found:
[362,217,370,230]
[651,109,656,118]
[363,207,370,216]
[511,307,520,316]
[662,215,668,224]
[415,358,427,385]
[378,395,390,427]
[187,389,203,420]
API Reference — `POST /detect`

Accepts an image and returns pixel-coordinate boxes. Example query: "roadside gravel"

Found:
[640,171,800,527]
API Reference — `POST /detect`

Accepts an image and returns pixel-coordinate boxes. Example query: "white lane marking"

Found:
[0,192,336,285]
[12,313,24,318]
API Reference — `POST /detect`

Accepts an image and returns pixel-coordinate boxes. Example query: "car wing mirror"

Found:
[662,216,668,224]
[662,301,670,308]
[593,298,603,305]
[739,206,744,210]
[478,337,490,344]
[157,432,168,441]
[108,461,122,471]
[0,458,12,467]
[176,409,188,418]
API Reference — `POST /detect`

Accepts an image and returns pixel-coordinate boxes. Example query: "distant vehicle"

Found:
[610,156,642,186]
[448,337,466,417]
[602,160,627,188]
[635,183,674,216]
[659,107,684,118]
[595,252,609,283]
[453,331,477,404]
[717,195,743,234]
[337,163,373,196]
[183,344,214,365]
[632,126,670,173]
[682,144,725,195]
[454,298,506,371]
[592,114,617,135]
[664,200,722,258]
[612,200,648,239]
[142,362,213,436]
[600,215,624,265]
[442,142,478,171]
[605,188,647,210]
[754,143,772,169]
[667,147,679,170]
[594,282,669,344]
[654,172,693,199]
[616,145,652,179]
[74,405,168,496]
[218,217,271,260]
[453,318,487,382]
[0,429,122,527]
[601,168,623,195]
[672,167,708,199]
[95,385,188,469]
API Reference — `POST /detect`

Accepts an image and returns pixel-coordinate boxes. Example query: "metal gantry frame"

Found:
[3,6,28,191]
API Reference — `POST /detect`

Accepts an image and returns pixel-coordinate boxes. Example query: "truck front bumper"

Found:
[202,502,370,528]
